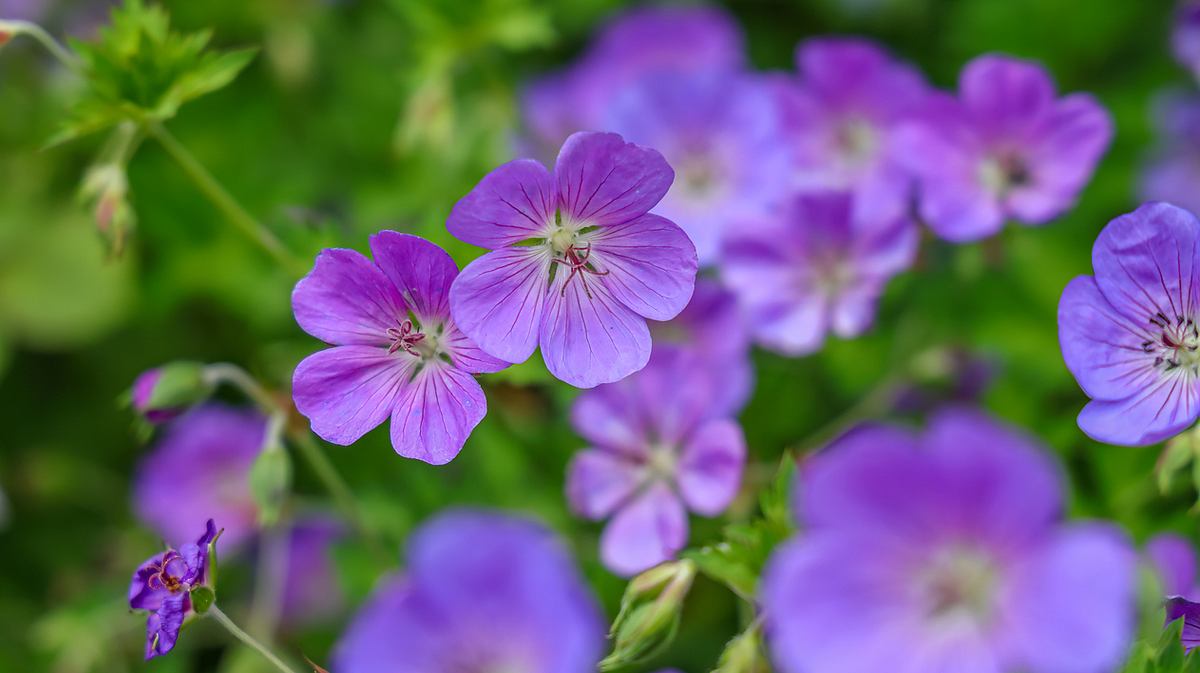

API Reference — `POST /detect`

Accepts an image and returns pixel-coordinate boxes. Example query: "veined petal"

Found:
[539,268,651,388]
[600,483,687,576]
[1058,276,1158,401]
[145,593,188,660]
[293,346,414,446]
[1077,375,1200,446]
[678,418,745,516]
[450,247,553,365]
[566,449,642,520]
[1166,598,1200,652]
[389,363,487,465]
[585,213,698,321]
[554,132,673,227]
[129,553,171,612]
[369,231,457,321]
[292,248,406,346]
[447,159,556,248]
[442,322,511,374]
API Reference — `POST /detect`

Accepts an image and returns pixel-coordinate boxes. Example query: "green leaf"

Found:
[685,514,792,602]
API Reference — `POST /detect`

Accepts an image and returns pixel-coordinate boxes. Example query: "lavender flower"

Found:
[1058,202,1200,446]
[775,38,928,223]
[761,410,1136,673]
[1174,1,1200,81]
[721,191,917,356]
[1139,92,1200,217]
[603,71,791,264]
[1148,533,1200,600]
[133,404,264,551]
[278,516,347,627]
[292,232,509,464]
[448,131,698,388]
[129,519,217,659]
[566,347,745,575]
[332,510,605,673]
[900,55,1112,242]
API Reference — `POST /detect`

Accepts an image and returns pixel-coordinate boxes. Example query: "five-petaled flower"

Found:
[292,232,510,464]
[128,519,217,660]
[448,131,698,388]
[1059,202,1200,446]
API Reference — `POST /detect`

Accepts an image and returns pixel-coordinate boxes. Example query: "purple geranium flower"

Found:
[278,516,347,627]
[900,55,1112,242]
[775,38,928,223]
[1174,1,1200,81]
[721,191,917,356]
[1058,202,1200,446]
[133,404,263,551]
[129,519,217,659]
[332,510,605,673]
[603,71,791,264]
[1148,533,1200,600]
[448,131,698,388]
[1140,92,1200,217]
[761,409,1136,673]
[292,232,509,464]
[566,347,746,575]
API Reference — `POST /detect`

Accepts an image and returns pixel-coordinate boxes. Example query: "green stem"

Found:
[3,21,80,71]
[147,123,306,275]
[209,605,300,673]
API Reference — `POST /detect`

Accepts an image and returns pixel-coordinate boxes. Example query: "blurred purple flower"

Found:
[332,510,605,673]
[1139,91,1200,216]
[762,409,1136,673]
[1168,597,1200,652]
[1174,1,1200,80]
[278,516,347,627]
[650,278,753,416]
[1058,202,1200,446]
[567,347,746,575]
[520,5,745,157]
[775,38,928,223]
[129,519,217,659]
[721,191,916,356]
[133,404,263,551]
[603,71,791,265]
[0,0,47,22]
[1148,533,1200,600]
[900,55,1112,242]
[448,131,698,388]
[292,232,508,465]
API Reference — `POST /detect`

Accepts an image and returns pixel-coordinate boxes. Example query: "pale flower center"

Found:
[835,118,878,166]
[919,547,998,624]
[645,444,678,482]
[978,153,1031,197]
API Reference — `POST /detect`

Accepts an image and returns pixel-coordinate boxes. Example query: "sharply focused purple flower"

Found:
[278,516,347,627]
[332,510,605,673]
[1058,203,1200,446]
[1148,533,1200,600]
[129,519,217,659]
[721,191,917,356]
[292,232,509,464]
[1167,597,1200,652]
[448,131,698,388]
[566,347,745,575]
[775,38,928,223]
[1174,1,1200,81]
[603,71,791,264]
[900,55,1112,242]
[1140,92,1200,217]
[762,410,1136,673]
[133,404,263,551]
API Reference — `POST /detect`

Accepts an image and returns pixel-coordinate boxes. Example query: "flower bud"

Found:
[600,559,695,671]
[80,163,135,257]
[713,627,767,673]
[249,443,291,527]
[131,362,214,423]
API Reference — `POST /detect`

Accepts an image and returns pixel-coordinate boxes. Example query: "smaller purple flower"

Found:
[1174,1,1200,81]
[721,191,917,356]
[292,232,509,464]
[900,55,1113,242]
[129,519,217,659]
[278,516,347,627]
[1058,202,1200,446]
[566,347,746,576]
[776,38,928,223]
[761,409,1136,673]
[1140,91,1200,217]
[448,131,698,388]
[332,510,605,673]
[1148,533,1200,600]
[133,404,264,551]
[1167,597,1200,652]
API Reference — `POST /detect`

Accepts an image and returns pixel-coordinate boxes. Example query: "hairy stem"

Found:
[209,605,300,673]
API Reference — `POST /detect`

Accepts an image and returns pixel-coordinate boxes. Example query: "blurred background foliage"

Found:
[0,0,1192,670]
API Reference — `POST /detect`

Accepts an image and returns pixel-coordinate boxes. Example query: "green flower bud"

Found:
[601,559,695,671]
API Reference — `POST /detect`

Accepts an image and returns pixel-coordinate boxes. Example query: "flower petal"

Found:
[1077,375,1200,446]
[1147,534,1198,599]
[539,268,651,388]
[389,363,487,465]
[145,593,188,660]
[585,213,697,321]
[600,483,687,576]
[1058,276,1158,402]
[450,247,552,365]
[959,55,1056,136]
[447,159,556,248]
[293,346,414,446]
[566,449,642,520]
[678,418,745,516]
[442,323,511,374]
[368,231,456,321]
[1167,598,1200,652]
[292,248,407,346]
[554,132,673,226]
[129,553,171,611]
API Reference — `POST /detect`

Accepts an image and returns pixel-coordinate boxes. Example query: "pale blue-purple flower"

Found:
[278,516,347,627]
[448,131,698,388]
[1140,91,1200,217]
[332,510,605,673]
[129,519,217,660]
[1174,1,1200,81]
[721,191,916,356]
[292,232,509,464]
[133,404,263,551]
[761,409,1136,673]
[1148,533,1200,600]
[900,55,1112,242]
[1058,203,1200,446]
[566,347,745,575]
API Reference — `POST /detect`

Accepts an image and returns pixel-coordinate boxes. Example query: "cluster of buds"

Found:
[601,559,696,670]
